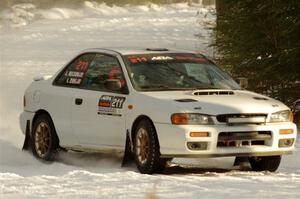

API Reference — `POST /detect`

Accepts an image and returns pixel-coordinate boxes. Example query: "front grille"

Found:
[217,131,271,147]
[216,113,267,123]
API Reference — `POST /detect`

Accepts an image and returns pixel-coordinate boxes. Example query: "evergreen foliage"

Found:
[214,0,300,104]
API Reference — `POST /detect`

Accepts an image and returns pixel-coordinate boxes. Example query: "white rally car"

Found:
[20,48,297,174]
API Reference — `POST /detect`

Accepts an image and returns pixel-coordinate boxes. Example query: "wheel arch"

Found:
[130,115,161,149]
[32,109,59,143]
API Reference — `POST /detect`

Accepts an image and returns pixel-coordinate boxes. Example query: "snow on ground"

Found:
[0,2,299,199]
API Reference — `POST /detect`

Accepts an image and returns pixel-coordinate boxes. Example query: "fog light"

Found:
[187,142,208,150]
[190,132,209,137]
[279,129,294,135]
[278,138,294,147]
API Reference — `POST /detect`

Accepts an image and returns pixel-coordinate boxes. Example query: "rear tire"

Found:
[133,119,167,174]
[249,156,281,172]
[31,114,59,161]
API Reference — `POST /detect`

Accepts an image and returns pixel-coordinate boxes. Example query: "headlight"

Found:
[269,110,293,122]
[171,113,214,125]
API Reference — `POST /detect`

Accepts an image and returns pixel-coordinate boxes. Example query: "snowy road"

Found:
[0,2,299,199]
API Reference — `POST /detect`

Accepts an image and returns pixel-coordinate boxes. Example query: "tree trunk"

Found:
[216,0,225,15]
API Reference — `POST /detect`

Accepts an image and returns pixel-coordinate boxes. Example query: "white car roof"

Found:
[80,47,197,55]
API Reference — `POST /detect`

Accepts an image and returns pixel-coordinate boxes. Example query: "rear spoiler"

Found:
[33,75,53,81]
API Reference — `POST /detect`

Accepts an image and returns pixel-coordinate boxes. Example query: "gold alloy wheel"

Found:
[34,122,52,158]
[136,128,150,165]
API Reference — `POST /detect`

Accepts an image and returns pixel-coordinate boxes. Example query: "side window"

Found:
[81,54,126,93]
[55,53,95,87]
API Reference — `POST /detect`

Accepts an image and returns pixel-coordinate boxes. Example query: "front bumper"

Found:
[155,122,297,158]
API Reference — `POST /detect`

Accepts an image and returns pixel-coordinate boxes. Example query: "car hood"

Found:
[140,90,288,115]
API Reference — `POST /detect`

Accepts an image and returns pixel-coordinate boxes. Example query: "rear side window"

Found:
[55,53,95,87]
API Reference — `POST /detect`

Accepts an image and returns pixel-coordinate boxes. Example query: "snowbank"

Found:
[0,1,215,28]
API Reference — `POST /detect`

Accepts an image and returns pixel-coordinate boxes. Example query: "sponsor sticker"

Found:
[128,56,148,64]
[151,56,173,61]
[98,95,126,116]
[175,56,207,62]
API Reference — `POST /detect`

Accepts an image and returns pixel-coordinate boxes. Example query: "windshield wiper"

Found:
[190,86,220,90]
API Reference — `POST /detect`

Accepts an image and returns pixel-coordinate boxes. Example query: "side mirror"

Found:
[236,77,248,89]
[293,100,300,111]
[104,79,122,91]
[33,75,52,81]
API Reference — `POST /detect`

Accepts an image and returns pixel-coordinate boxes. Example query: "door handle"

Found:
[75,98,83,105]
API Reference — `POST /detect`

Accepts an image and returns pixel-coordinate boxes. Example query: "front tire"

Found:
[249,156,281,172]
[31,114,59,161]
[133,119,167,174]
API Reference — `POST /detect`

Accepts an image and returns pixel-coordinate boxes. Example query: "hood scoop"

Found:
[175,99,198,102]
[192,90,234,96]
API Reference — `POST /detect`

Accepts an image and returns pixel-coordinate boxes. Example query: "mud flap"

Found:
[22,122,31,151]
[121,131,134,167]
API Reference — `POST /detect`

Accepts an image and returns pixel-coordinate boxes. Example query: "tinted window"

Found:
[55,53,95,87]
[81,54,126,93]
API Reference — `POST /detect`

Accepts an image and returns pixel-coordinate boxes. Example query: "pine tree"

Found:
[214,0,300,104]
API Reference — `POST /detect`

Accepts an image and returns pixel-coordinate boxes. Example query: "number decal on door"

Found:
[98,95,126,116]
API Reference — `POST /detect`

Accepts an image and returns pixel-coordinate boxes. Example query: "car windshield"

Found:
[123,53,240,91]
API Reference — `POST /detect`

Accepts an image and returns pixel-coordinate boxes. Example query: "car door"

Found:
[51,53,95,147]
[71,53,128,150]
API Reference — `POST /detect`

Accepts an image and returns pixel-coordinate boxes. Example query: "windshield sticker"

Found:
[175,56,207,62]
[151,56,173,61]
[98,95,126,116]
[128,56,148,64]
[127,54,207,64]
